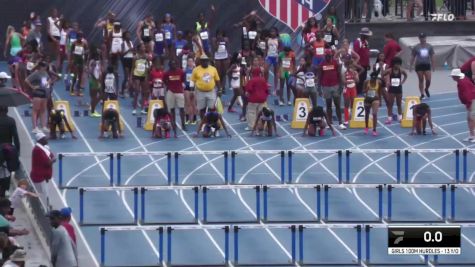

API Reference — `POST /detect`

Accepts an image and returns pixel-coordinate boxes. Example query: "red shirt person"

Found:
[318,49,345,129]
[461,57,475,83]
[163,60,186,129]
[383,33,401,66]
[30,132,55,203]
[244,71,269,130]
[452,69,475,143]
[60,207,77,245]
[353,27,372,95]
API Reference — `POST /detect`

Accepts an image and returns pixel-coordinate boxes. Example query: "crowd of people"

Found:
[4,6,468,139]
[345,0,472,22]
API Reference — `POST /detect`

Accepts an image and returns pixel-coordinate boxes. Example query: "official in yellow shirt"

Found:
[191,54,220,119]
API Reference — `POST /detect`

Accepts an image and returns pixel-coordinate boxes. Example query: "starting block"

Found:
[401,96,420,128]
[144,99,165,131]
[23,110,30,117]
[276,114,289,122]
[100,100,124,131]
[53,100,75,132]
[349,98,373,129]
[290,98,311,129]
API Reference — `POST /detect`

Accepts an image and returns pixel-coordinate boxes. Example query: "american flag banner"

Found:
[258,0,332,31]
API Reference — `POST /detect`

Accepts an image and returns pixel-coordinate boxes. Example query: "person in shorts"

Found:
[195,107,231,138]
[278,47,295,106]
[164,60,186,130]
[410,103,436,135]
[152,108,176,138]
[88,48,102,117]
[410,33,434,99]
[266,27,280,94]
[191,54,220,119]
[184,57,197,124]
[103,65,118,100]
[383,57,408,124]
[251,107,278,137]
[303,106,336,137]
[363,72,383,136]
[318,49,346,130]
[100,108,121,139]
[49,109,76,139]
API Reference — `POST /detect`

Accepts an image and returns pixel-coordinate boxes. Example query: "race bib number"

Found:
[200,31,208,40]
[153,79,163,89]
[242,27,247,36]
[186,73,192,82]
[26,61,35,71]
[105,77,114,88]
[143,28,150,37]
[367,90,376,98]
[324,34,332,43]
[391,78,401,87]
[259,41,266,50]
[136,62,146,73]
[218,44,226,53]
[305,78,315,88]
[282,59,291,69]
[248,31,257,40]
[155,33,164,42]
[268,44,277,55]
[165,31,171,40]
[176,48,182,56]
[420,48,429,58]
[316,47,324,55]
[347,82,356,88]
[312,116,322,122]
[322,65,335,71]
[74,45,84,55]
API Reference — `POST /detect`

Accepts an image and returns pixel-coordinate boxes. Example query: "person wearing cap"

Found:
[461,56,475,84]
[30,132,55,205]
[2,248,26,267]
[318,49,346,130]
[191,54,220,120]
[410,33,434,100]
[49,210,78,267]
[25,61,53,134]
[244,64,269,131]
[353,27,372,95]
[452,68,475,143]
[410,103,436,135]
[59,207,76,245]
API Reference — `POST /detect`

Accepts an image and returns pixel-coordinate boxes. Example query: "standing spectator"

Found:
[461,56,475,84]
[30,132,55,206]
[452,69,475,143]
[163,60,186,130]
[244,69,269,131]
[191,54,220,120]
[48,210,78,267]
[0,103,20,199]
[407,0,423,21]
[25,61,52,133]
[318,49,346,130]
[383,33,401,67]
[59,207,76,245]
[359,0,374,22]
[353,28,372,95]
[410,33,435,99]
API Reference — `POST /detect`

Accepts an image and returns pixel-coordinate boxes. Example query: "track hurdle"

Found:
[322,184,384,223]
[229,150,286,184]
[449,184,475,222]
[79,186,138,226]
[117,152,172,186]
[58,152,114,189]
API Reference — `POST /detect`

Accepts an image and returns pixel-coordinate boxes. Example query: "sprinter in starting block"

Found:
[49,109,77,139]
[410,103,436,135]
[100,108,122,139]
[303,106,336,137]
[251,107,278,137]
[195,107,231,138]
[152,108,177,138]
